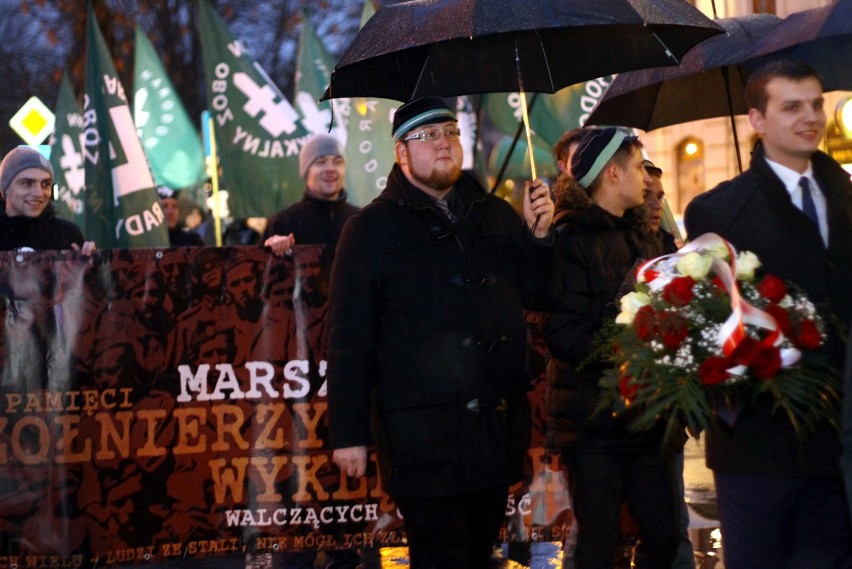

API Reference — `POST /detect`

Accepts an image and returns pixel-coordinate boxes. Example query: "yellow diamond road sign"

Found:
[10,96,55,146]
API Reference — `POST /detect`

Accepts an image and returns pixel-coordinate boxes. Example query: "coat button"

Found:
[462,337,476,348]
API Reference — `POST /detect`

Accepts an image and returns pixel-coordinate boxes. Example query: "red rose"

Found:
[662,276,696,307]
[633,305,657,341]
[792,319,822,351]
[711,275,727,293]
[618,374,638,402]
[698,356,730,385]
[757,274,787,304]
[730,336,760,366]
[764,304,793,337]
[750,345,782,380]
[658,310,689,350]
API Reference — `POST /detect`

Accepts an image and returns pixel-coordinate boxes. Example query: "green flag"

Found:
[197,0,307,218]
[133,26,206,190]
[50,71,86,229]
[294,12,346,142]
[482,75,615,176]
[335,0,399,207]
[83,3,169,247]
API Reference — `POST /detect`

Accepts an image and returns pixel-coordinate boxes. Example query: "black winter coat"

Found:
[261,190,359,245]
[0,204,84,251]
[545,205,663,452]
[326,164,559,497]
[685,142,852,478]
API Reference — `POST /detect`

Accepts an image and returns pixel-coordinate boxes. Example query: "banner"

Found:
[50,72,86,229]
[83,3,169,248]
[0,246,571,567]
[133,25,206,191]
[197,0,307,218]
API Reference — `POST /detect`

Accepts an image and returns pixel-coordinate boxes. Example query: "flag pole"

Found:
[207,114,223,247]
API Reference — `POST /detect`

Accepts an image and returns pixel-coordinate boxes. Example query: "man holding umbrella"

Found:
[685,59,852,568]
[326,96,558,568]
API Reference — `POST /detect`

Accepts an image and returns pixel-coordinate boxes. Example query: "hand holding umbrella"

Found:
[524,178,554,238]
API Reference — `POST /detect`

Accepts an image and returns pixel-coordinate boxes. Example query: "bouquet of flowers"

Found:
[598,233,840,442]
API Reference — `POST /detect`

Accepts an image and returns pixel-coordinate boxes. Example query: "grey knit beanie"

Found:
[298,134,343,180]
[0,147,54,194]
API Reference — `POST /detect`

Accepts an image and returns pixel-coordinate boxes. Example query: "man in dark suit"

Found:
[685,59,852,569]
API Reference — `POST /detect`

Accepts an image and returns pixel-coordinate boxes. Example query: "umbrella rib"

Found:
[651,32,680,64]
[410,48,431,100]
[538,34,556,92]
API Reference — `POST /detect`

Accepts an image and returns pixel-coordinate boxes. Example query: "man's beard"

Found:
[409,162,462,193]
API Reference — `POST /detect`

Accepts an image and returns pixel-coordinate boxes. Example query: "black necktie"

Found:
[799,176,819,227]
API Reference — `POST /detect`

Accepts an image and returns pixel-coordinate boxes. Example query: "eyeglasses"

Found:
[404,127,461,142]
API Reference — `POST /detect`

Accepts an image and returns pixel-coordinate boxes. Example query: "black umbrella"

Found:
[322,0,722,102]
[585,14,782,171]
[320,0,722,178]
[741,0,852,92]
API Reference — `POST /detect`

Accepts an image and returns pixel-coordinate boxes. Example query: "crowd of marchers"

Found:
[1,58,851,569]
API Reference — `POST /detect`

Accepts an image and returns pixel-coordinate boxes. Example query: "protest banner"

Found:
[0,246,571,567]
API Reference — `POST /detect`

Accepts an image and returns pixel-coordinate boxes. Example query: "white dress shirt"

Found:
[765,157,828,245]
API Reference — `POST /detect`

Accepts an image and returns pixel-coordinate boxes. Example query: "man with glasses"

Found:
[326,96,558,568]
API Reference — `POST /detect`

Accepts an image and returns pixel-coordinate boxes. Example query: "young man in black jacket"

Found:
[685,59,852,569]
[546,128,681,569]
[262,134,358,254]
[0,147,94,254]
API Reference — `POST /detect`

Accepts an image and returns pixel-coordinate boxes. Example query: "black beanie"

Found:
[570,127,638,189]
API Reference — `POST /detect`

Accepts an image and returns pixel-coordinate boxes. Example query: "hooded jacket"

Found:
[326,164,559,497]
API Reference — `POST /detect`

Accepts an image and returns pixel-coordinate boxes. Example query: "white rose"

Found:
[705,239,731,261]
[735,251,761,280]
[616,291,651,324]
[676,252,713,280]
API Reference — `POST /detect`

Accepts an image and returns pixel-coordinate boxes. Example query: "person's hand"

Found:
[524,178,554,238]
[264,233,295,256]
[332,446,368,478]
[72,241,96,256]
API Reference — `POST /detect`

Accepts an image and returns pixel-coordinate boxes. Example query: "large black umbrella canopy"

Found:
[320,0,724,102]
[585,14,781,132]
[741,0,852,91]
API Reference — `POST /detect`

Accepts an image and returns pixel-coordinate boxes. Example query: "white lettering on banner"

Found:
[81,96,100,166]
[231,126,291,158]
[579,76,615,126]
[114,202,165,238]
[176,359,325,403]
[224,504,379,528]
[226,40,247,58]
[103,74,127,102]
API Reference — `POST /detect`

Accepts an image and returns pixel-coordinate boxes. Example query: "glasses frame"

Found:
[403,126,462,142]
